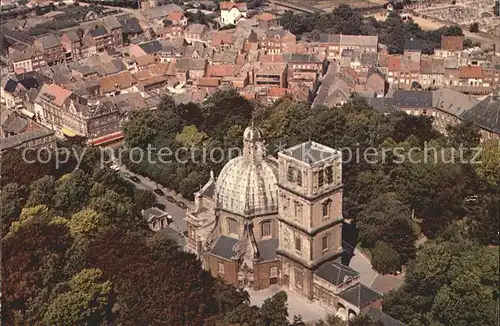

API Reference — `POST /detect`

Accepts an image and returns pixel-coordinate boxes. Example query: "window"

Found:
[294,201,302,221]
[261,220,272,238]
[283,229,290,248]
[295,270,303,289]
[322,235,329,251]
[218,262,225,275]
[288,166,302,186]
[295,235,301,252]
[326,167,333,184]
[270,266,278,278]
[322,200,330,218]
[318,169,324,187]
[228,218,238,235]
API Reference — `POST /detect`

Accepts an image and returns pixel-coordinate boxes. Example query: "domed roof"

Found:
[243,125,263,142]
[215,156,278,216]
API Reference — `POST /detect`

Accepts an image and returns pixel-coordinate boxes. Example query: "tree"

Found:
[446,120,481,151]
[1,183,25,234]
[68,209,104,238]
[54,169,91,214]
[2,214,72,325]
[26,175,55,207]
[384,217,416,264]
[43,268,114,326]
[349,315,384,326]
[134,188,157,210]
[371,242,401,275]
[432,272,495,326]
[315,314,347,326]
[260,291,289,326]
[474,139,500,192]
[175,125,208,147]
[469,22,479,33]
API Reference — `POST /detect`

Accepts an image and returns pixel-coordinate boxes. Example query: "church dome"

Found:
[214,125,278,217]
[243,125,263,142]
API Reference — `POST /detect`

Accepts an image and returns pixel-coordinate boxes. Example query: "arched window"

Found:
[261,220,272,238]
[322,199,331,218]
[228,217,238,235]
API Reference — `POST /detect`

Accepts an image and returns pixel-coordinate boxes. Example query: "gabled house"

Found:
[220,1,247,26]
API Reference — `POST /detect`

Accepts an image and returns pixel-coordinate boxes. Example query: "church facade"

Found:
[184,124,382,320]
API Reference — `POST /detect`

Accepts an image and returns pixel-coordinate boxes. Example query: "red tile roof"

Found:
[387,55,401,71]
[255,12,276,21]
[459,65,483,79]
[219,1,247,11]
[206,64,236,77]
[198,77,220,87]
[267,87,288,97]
[441,35,464,51]
[45,84,72,106]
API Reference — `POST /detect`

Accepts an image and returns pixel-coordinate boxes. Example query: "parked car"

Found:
[154,188,164,196]
[129,176,141,183]
[166,195,176,203]
[176,201,187,209]
[110,164,120,171]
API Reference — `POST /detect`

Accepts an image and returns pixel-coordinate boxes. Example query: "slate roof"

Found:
[0,127,54,151]
[210,235,239,259]
[38,34,60,48]
[283,141,337,164]
[142,207,166,222]
[393,90,433,108]
[138,40,163,54]
[365,97,396,114]
[314,262,359,286]
[432,88,478,116]
[257,238,279,261]
[282,53,320,63]
[89,27,108,38]
[366,307,406,326]
[460,95,500,134]
[120,18,143,34]
[4,79,18,93]
[338,283,381,308]
[404,38,425,51]
[64,31,80,43]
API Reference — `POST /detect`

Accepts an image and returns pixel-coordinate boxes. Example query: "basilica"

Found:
[184,124,381,319]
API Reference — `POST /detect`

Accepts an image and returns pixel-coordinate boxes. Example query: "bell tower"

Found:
[276,141,344,300]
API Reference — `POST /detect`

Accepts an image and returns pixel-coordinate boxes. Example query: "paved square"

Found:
[248,285,332,323]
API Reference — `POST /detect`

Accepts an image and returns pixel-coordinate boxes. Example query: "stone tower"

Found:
[276,141,344,300]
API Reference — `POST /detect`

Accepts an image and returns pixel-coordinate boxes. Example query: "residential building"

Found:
[282,53,322,89]
[254,62,287,88]
[1,109,56,153]
[220,1,247,26]
[184,24,207,43]
[33,34,65,66]
[33,83,122,145]
[319,34,378,60]
[1,76,40,110]
[435,35,464,58]
[260,28,296,55]
[61,31,82,62]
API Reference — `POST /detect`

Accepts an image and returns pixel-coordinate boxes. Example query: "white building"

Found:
[219,1,247,26]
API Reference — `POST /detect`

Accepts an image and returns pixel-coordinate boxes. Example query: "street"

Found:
[117,164,191,234]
